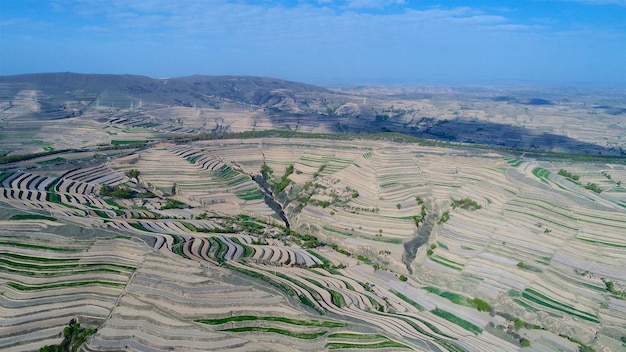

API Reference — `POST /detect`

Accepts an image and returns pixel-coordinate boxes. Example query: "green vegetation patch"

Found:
[521,288,599,323]
[451,198,481,210]
[161,198,188,209]
[230,237,253,258]
[430,255,463,270]
[110,139,146,145]
[389,289,424,311]
[517,261,543,272]
[0,255,135,272]
[0,252,80,263]
[307,250,332,266]
[303,277,344,307]
[359,235,402,244]
[8,280,124,291]
[37,157,66,165]
[40,320,94,352]
[8,214,57,221]
[0,241,78,252]
[440,291,471,306]
[236,187,264,201]
[439,210,450,223]
[220,326,327,339]
[224,263,296,297]
[0,171,13,183]
[505,158,523,167]
[532,167,551,183]
[431,308,483,335]
[104,198,123,208]
[557,169,580,181]
[577,237,626,248]
[584,182,603,193]
[372,311,464,350]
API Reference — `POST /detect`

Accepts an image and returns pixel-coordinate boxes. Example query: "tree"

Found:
[125,169,140,179]
[399,274,407,282]
[520,339,531,348]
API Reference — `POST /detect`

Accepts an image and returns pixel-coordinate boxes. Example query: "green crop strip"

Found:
[0,256,135,271]
[8,214,58,221]
[431,308,483,335]
[504,208,578,230]
[236,187,264,201]
[219,326,327,339]
[0,171,12,183]
[372,311,465,351]
[223,263,296,297]
[275,272,322,301]
[514,299,540,312]
[306,250,332,266]
[322,226,353,237]
[429,256,463,270]
[8,280,124,291]
[0,266,127,277]
[440,292,472,306]
[303,277,344,307]
[0,241,78,252]
[37,157,66,165]
[511,198,626,229]
[389,289,424,311]
[129,222,151,232]
[0,252,79,263]
[359,235,403,244]
[578,238,626,248]
[215,237,228,262]
[104,198,122,208]
[521,288,599,323]
[230,237,253,258]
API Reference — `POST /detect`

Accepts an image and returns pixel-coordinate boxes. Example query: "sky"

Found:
[1,0,625,86]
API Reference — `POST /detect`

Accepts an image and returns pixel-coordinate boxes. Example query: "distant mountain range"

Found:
[0,72,330,112]
[0,72,623,157]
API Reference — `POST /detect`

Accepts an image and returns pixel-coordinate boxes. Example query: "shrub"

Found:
[261,162,273,175]
[468,297,492,312]
[584,182,603,193]
[451,198,481,210]
[161,198,188,209]
[439,211,450,223]
[100,184,135,199]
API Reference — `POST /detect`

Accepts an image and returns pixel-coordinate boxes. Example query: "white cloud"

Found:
[558,0,626,5]
[345,0,405,8]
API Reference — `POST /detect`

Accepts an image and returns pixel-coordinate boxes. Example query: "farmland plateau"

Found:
[0,73,625,351]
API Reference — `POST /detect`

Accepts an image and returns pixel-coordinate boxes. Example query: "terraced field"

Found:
[0,137,624,351]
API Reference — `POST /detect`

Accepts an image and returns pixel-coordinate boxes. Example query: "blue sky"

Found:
[1,0,625,86]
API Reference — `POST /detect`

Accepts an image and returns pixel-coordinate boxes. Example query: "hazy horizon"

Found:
[1,0,625,87]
